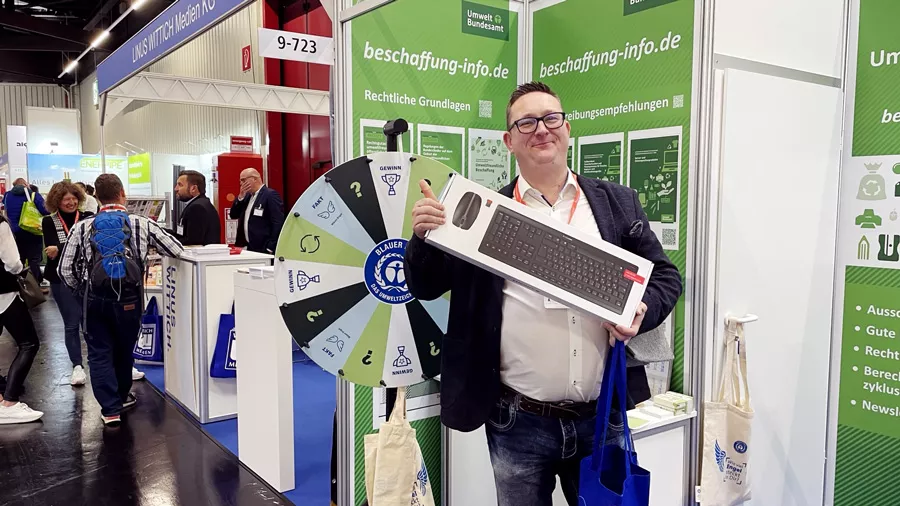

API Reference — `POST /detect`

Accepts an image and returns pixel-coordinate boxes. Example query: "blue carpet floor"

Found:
[139,352,335,506]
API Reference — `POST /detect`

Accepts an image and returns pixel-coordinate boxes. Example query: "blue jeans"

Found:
[84,298,141,416]
[485,394,625,506]
[50,282,83,367]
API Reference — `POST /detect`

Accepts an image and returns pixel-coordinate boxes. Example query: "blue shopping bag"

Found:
[578,341,650,506]
[210,303,237,378]
[133,297,164,362]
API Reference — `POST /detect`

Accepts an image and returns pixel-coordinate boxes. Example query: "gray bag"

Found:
[626,323,673,366]
[17,271,46,309]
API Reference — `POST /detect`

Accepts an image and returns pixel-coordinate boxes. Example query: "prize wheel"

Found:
[274,152,454,388]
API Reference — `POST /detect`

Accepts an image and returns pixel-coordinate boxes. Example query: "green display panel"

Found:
[347,1,519,503]
[833,1,900,503]
[532,0,695,391]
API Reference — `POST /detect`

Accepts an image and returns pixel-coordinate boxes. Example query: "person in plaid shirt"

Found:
[59,174,184,426]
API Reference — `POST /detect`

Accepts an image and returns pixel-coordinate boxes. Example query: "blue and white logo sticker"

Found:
[734,440,748,454]
[365,238,412,305]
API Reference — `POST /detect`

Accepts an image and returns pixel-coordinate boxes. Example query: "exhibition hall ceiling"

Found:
[0,0,175,84]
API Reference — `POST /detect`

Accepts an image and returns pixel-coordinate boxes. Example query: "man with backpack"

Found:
[58,174,184,426]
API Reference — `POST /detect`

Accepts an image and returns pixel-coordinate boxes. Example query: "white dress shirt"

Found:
[0,221,24,314]
[499,171,610,403]
[244,187,262,244]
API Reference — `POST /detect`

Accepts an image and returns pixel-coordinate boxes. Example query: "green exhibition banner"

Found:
[832,1,900,503]
[128,153,151,184]
[348,1,519,503]
[532,0,695,391]
[851,0,900,156]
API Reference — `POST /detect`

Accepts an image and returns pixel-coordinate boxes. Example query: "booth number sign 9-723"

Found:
[257,27,334,66]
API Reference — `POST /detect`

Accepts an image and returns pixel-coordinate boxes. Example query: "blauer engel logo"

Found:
[365,239,412,304]
[714,440,748,485]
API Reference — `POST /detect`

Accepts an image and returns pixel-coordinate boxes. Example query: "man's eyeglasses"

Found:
[508,112,566,134]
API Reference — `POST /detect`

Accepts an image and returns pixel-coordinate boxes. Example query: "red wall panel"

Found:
[262,0,333,206]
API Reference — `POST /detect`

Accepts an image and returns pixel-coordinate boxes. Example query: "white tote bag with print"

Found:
[364,387,436,506]
[700,321,753,505]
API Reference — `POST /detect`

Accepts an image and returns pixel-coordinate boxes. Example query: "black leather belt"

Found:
[501,385,597,421]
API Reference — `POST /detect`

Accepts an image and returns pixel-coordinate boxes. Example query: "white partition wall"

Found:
[712,69,842,506]
[714,0,846,78]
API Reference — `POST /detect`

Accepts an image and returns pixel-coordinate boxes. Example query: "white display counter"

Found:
[162,250,272,423]
[447,410,696,506]
[233,268,295,492]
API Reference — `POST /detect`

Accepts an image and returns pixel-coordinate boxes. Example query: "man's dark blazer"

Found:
[229,185,285,253]
[403,175,683,432]
[173,195,221,246]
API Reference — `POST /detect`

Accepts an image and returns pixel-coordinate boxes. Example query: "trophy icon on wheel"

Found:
[393,346,412,368]
[382,173,402,196]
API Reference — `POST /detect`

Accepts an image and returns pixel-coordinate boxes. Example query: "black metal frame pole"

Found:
[382,118,408,419]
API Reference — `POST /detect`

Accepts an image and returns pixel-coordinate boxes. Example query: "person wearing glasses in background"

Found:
[404,82,682,506]
[229,168,285,254]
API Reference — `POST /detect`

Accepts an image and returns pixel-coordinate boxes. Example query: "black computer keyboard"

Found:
[478,206,639,315]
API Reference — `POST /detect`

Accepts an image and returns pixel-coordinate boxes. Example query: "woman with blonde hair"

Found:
[42,182,92,386]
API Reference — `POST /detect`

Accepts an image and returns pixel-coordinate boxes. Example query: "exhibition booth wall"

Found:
[62,0,899,504]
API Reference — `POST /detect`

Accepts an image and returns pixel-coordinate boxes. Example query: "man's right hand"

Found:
[238,181,252,200]
[411,180,445,240]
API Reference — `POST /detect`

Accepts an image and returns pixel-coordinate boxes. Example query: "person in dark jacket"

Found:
[229,168,284,253]
[171,170,221,246]
[1,179,48,284]
[404,82,683,506]
[42,181,92,387]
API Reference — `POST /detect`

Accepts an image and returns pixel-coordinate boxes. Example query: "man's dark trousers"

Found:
[84,297,141,417]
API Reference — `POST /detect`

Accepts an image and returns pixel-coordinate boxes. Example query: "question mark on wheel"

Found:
[307,309,323,322]
[350,181,362,198]
[429,341,440,356]
[362,350,373,365]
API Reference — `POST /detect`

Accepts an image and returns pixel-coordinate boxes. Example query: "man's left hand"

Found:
[603,302,647,346]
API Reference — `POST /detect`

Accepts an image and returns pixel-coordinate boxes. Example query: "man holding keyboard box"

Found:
[404,82,682,506]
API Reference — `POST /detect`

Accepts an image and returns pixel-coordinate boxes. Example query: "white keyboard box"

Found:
[425,174,654,328]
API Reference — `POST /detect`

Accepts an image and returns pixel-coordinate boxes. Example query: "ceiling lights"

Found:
[58,0,149,79]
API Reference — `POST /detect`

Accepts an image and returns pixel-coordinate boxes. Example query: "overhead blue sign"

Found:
[97,0,253,94]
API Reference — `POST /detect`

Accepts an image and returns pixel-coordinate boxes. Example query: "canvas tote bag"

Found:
[365,387,435,506]
[700,321,753,505]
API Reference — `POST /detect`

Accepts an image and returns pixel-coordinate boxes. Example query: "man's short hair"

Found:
[94,174,125,204]
[506,81,562,128]
[12,178,26,187]
[179,170,206,195]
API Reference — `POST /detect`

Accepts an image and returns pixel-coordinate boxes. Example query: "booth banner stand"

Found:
[530,0,699,394]
[337,1,521,505]
[826,0,900,503]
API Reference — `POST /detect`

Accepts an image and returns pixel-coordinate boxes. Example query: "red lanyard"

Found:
[513,175,581,225]
[100,204,128,213]
[59,211,80,236]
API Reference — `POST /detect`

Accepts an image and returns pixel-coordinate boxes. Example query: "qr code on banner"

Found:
[662,228,677,247]
[479,100,493,119]
[673,94,684,108]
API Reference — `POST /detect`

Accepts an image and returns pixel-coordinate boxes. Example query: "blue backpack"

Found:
[87,211,143,301]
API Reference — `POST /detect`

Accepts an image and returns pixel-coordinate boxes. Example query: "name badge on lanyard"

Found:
[253,206,264,217]
[177,225,184,235]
